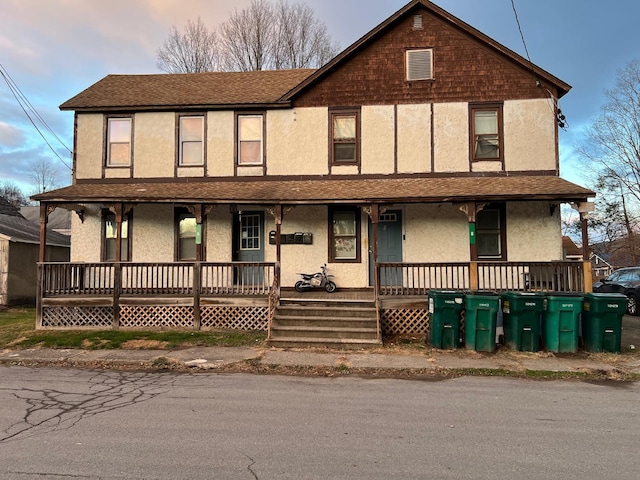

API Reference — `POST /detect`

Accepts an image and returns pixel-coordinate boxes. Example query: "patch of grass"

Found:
[0,307,266,350]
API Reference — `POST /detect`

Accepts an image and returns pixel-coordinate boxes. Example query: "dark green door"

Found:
[233,212,264,285]
[369,210,403,286]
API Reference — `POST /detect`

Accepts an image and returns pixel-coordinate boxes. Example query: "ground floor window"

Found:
[102,211,131,261]
[476,203,506,260]
[329,206,360,262]
[175,209,201,261]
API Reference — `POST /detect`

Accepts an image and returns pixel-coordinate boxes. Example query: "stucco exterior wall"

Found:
[75,113,103,180]
[404,204,470,262]
[506,201,562,261]
[504,99,556,171]
[131,204,174,261]
[207,111,234,177]
[267,108,328,176]
[133,113,174,178]
[397,104,431,173]
[433,103,469,172]
[361,105,395,174]
[205,208,233,262]
[71,210,101,262]
[265,206,369,288]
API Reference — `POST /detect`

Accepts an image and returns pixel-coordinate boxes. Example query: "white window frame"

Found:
[179,116,204,166]
[107,117,132,167]
[237,114,264,166]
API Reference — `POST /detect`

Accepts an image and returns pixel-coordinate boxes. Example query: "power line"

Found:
[509,0,567,130]
[0,62,73,171]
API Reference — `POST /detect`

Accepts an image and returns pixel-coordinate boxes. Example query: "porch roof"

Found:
[33,175,594,205]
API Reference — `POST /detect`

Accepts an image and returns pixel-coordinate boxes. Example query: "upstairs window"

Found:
[179,116,204,166]
[331,110,360,165]
[471,105,503,161]
[406,49,433,81]
[237,114,264,165]
[107,117,132,166]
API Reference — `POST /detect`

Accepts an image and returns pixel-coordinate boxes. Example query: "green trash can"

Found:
[544,293,583,353]
[428,290,464,349]
[501,292,545,352]
[465,292,500,352]
[581,293,627,353]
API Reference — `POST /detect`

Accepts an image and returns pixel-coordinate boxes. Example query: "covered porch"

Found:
[33,175,595,341]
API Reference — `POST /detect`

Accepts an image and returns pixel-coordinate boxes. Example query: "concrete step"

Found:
[267,337,382,349]
[273,316,376,329]
[270,325,378,340]
[275,305,377,319]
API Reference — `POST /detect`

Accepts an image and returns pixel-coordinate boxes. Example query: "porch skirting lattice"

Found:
[381,308,429,335]
[200,305,268,331]
[42,305,113,328]
[119,305,194,329]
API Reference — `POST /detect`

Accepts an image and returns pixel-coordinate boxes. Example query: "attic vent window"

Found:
[406,49,433,81]
[413,15,423,30]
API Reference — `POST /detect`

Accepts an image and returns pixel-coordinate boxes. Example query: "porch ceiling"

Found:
[33,175,594,205]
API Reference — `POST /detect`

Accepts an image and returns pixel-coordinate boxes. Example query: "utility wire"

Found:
[509,0,566,129]
[0,62,73,170]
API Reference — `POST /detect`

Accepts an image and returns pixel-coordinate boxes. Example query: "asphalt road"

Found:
[1,367,638,480]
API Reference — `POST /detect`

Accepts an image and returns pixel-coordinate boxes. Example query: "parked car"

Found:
[593,267,640,315]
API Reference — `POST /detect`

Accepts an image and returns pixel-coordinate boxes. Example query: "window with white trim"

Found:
[179,116,204,166]
[471,104,503,161]
[237,114,263,165]
[107,118,131,166]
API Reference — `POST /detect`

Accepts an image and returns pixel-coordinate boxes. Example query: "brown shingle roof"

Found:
[34,176,594,205]
[60,69,315,111]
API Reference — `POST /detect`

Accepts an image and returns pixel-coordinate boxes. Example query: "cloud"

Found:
[0,121,25,148]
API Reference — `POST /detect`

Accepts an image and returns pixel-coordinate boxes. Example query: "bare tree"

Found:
[30,158,60,196]
[157,17,221,73]
[0,180,29,206]
[219,0,276,72]
[577,58,640,264]
[272,0,339,69]
[157,1,339,73]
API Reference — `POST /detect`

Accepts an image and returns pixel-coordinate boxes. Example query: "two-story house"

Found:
[34,0,594,346]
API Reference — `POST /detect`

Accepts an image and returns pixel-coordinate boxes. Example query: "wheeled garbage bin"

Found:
[544,293,583,353]
[501,292,545,352]
[465,292,500,352]
[581,293,627,353]
[428,290,464,349]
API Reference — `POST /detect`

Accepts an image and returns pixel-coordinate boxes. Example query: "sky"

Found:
[1,0,639,197]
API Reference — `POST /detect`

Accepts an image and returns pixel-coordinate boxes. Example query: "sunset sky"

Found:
[1,0,639,195]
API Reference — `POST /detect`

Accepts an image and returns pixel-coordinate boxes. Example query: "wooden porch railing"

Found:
[40,262,275,297]
[377,261,586,295]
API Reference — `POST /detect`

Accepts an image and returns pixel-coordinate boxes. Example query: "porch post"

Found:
[460,202,479,291]
[38,202,49,262]
[114,203,123,262]
[370,204,380,301]
[581,212,593,292]
[275,204,282,296]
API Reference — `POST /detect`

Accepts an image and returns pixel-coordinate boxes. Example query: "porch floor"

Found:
[280,288,375,303]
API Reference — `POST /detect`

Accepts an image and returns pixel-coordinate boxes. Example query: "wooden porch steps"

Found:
[268,297,382,349]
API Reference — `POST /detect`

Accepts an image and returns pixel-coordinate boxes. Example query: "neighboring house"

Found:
[590,252,614,281]
[0,197,70,305]
[562,236,583,261]
[20,206,71,237]
[33,0,594,344]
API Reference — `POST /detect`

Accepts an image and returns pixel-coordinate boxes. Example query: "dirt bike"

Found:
[294,264,337,293]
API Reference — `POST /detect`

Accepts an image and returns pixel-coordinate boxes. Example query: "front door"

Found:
[369,210,403,286]
[233,212,265,285]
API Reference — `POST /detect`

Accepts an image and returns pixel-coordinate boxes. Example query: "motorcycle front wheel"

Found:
[324,281,337,293]
[294,281,306,292]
